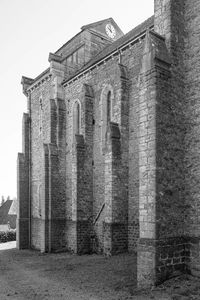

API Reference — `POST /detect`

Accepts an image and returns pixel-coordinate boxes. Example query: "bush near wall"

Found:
[0,229,16,243]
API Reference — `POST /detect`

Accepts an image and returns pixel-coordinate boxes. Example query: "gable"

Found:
[81,17,124,41]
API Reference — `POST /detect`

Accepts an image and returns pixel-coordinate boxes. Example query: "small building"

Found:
[0,199,17,229]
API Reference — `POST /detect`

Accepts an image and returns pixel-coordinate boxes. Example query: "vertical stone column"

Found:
[66,84,94,254]
[154,0,171,39]
[81,85,94,216]
[71,134,91,254]
[39,53,67,253]
[154,0,185,55]
[41,144,49,253]
[42,144,66,252]
[152,0,188,285]
[48,144,65,251]
[137,30,177,287]
[49,53,65,100]
[137,32,157,284]
[104,122,127,255]
[79,84,94,252]
[17,113,30,249]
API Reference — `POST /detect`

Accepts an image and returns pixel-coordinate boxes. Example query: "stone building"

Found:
[17,0,200,287]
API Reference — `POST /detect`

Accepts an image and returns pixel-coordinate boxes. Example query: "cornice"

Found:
[27,69,51,93]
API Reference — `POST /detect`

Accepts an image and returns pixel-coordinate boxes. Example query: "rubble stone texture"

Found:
[17,0,200,287]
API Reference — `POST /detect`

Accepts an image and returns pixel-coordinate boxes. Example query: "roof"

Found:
[8,199,17,215]
[63,15,154,84]
[56,17,123,56]
[81,17,124,37]
[25,16,154,90]
[26,18,120,88]
[0,200,17,229]
[81,17,114,31]
[0,200,13,219]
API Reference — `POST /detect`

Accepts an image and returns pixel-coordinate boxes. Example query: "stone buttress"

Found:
[17,4,200,287]
[103,64,129,255]
[17,112,31,249]
[66,84,94,254]
[41,53,66,252]
[137,29,187,286]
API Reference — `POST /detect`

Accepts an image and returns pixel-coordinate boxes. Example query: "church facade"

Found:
[17,0,200,287]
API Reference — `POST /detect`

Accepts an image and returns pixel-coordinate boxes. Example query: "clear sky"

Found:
[0,0,154,198]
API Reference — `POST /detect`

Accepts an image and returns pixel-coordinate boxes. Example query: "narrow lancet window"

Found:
[73,101,81,136]
[100,87,113,151]
[107,91,111,124]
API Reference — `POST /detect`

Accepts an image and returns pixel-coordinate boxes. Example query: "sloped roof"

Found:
[28,18,122,87]
[63,15,154,84]
[8,198,17,215]
[0,200,12,224]
[81,17,116,31]
[0,200,17,229]
[56,17,123,57]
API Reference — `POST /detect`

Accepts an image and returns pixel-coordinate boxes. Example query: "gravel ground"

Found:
[0,242,200,300]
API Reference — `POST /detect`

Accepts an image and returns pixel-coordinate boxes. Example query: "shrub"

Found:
[0,229,16,243]
[6,229,16,242]
[0,231,7,243]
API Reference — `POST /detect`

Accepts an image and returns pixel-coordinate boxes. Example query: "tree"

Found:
[1,196,5,206]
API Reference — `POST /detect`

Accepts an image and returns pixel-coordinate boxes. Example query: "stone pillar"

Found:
[81,84,93,223]
[154,0,185,69]
[17,113,30,249]
[151,0,188,284]
[137,30,184,287]
[180,0,200,277]
[41,144,49,253]
[70,134,91,253]
[49,52,65,100]
[66,84,94,254]
[42,144,66,252]
[104,122,127,255]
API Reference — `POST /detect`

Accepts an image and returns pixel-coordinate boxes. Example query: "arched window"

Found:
[73,100,81,136]
[107,91,111,124]
[100,85,114,151]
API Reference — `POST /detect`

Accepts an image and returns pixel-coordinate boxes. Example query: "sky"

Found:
[0,0,154,198]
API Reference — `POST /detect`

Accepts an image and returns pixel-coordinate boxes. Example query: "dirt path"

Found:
[0,244,199,299]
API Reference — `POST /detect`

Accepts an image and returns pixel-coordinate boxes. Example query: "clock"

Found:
[105,23,116,39]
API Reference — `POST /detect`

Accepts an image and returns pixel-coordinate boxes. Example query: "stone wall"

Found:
[183,0,200,276]
[30,78,52,250]
[18,1,200,287]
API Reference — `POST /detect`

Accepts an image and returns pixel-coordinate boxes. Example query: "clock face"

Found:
[105,23,116,39]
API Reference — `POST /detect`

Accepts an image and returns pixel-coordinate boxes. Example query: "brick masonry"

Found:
[17,3,200,288]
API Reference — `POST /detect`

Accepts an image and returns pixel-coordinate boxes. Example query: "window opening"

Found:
[73,101,81,136]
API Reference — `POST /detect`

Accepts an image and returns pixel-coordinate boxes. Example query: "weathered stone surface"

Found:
[18,4,200,288]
